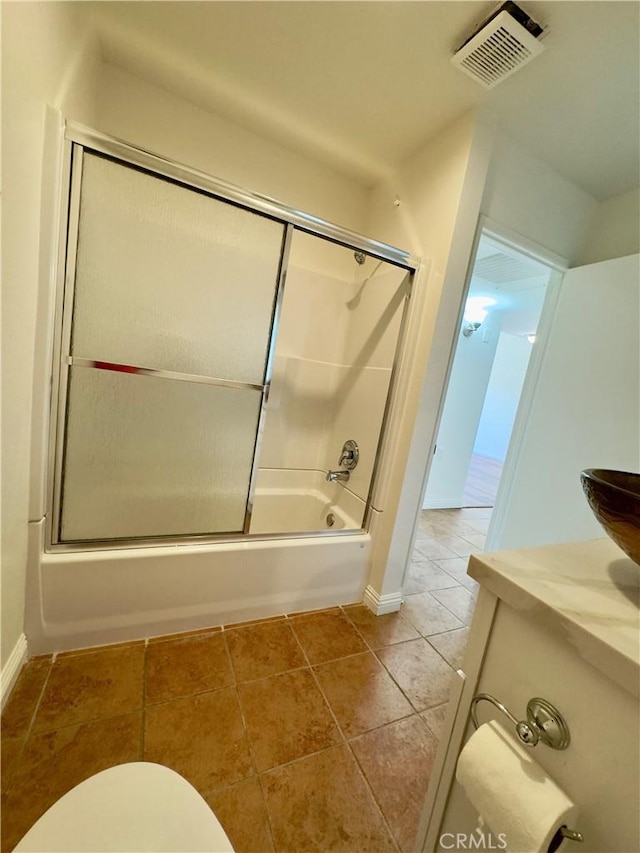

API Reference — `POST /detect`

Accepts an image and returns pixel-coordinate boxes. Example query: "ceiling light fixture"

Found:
[463,322,482,338]
[462,296,496,337]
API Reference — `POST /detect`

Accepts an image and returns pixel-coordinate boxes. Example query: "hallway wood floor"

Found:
[461,454,503,508]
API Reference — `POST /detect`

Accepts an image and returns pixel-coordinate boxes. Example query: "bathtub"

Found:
[249,468,366,535]
[27,470,371,654]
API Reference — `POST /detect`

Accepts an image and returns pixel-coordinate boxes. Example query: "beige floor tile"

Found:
[377,638,455,712]
[33,646,144,733]
[238,669,340,772]
[342,604,418,649]
[427,628,469,668]
[351,716,439,852]
[147,626,222,643]
[433,557,478,592]
[2,712,141,853]
[286,606,341,619]
[415,524,435,537]
[408,552,424,569]
[226,621,307,683]
[462,532,487,549]
[145,632,233,704]
[431,533,479,558]
[56,640,144,658]
[415,521,453,539]
[464,515,491,534]
[401,592,464,636]
[206,777,275,853]
[430,587,477,625]
[404,561,459,595]
[290,609,367,665]
[0,792,9,853]
[262,744,396,852]
[413,536,458,561]
[419,511,477,538]
[144,687,253,795]
[1,738,24,793]
[314,652,413,738]
[225,615,287,630]
[1,658,52,739]
[421,704,449,741]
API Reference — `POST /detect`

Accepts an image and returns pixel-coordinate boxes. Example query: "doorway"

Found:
[403,230,556,599]
[424,233,552,512]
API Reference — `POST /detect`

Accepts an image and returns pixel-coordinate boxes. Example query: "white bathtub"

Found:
[26,470,370,655]
[27,470,371,654]
[249,469,366,535]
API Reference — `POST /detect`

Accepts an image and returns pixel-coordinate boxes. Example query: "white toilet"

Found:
[14,762,235,852]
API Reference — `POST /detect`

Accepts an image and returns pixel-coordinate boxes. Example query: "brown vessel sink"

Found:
[580,469,640,566]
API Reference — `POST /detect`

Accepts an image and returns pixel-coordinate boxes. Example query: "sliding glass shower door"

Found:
[55,151,286,543]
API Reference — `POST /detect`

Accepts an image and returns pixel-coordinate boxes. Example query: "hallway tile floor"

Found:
[1,508,487,853]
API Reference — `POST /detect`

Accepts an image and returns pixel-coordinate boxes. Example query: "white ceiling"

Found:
[84,1,639,200]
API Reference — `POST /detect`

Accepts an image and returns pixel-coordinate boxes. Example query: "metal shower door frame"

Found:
[46,122,419,551]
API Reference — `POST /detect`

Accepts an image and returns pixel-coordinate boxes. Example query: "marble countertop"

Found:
[468,538,640,697]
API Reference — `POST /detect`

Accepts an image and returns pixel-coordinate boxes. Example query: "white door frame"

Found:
[408,214,569,563]
[479,217,569,550]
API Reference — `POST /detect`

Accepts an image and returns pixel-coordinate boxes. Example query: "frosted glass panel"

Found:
[71,153,284,384]
[60,368,262,541]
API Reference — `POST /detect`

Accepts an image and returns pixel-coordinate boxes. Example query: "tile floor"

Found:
[1,508,488,853]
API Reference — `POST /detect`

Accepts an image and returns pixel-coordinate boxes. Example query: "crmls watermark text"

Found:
[439,832,508,850]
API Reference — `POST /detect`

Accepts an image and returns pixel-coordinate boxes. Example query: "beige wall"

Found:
[579,187,640,265]
[95,64,367,231]
[363,111,496,602]
[491,254,640,551]
[362,115,608,604]
[1,2,99,668]
[481,129,598,266]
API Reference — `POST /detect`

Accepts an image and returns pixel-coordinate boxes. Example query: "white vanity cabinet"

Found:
[420,538,640,853]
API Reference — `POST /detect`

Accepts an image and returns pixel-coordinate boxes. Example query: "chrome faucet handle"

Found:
[338,440,359,470]
[326,470,350,482]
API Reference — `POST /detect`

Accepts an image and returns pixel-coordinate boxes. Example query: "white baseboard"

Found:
[1,633,28,710]
[363,585,403,616]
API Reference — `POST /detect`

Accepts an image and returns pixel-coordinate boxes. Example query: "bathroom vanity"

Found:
[419,538,640,853]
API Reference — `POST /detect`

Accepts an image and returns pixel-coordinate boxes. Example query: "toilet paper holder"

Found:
[471,693,571,750]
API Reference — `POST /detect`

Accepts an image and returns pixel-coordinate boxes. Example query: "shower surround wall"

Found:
[256,233,407,520]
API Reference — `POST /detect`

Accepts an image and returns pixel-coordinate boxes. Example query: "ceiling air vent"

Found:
[452,2,545,90]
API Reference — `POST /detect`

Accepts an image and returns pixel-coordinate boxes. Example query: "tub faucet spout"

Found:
[326,469,350,483]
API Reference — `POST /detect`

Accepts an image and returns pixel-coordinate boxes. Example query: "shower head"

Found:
[354,251,366,265]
